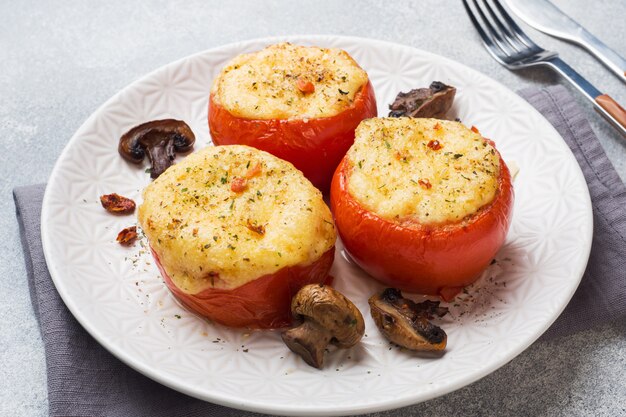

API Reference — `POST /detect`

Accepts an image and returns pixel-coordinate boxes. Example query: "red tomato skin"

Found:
[151,247,335,329]
[208,80,377,192]
[330,149,514,301]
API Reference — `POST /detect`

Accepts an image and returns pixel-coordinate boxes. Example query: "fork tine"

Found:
[480,0,526,52]
[462,0,511,64]
[490,0,539,50]
[470,0,518,56]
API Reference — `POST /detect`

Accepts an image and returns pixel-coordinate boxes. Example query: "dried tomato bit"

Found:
[433,122,442,131]
[246,219,266,235]
[245,162,262,179]
[230,177,248,193]
[395,152,410,163]
[100,193,136,214]
[427,140,442,150]
[471,125,480,134]
[418,179,432,190]
[439,286,463,302]
[192,228,199,237]
[117,226,138,246]
[296,78,315,94]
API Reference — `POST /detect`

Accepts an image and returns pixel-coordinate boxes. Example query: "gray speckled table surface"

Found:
[2,1,625,416]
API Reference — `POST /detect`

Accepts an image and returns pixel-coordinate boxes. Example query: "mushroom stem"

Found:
[283,284,364,368]
[281,320,333,369]
[144,135,176,179]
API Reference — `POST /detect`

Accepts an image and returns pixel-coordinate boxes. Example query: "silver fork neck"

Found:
[545,57,601,102]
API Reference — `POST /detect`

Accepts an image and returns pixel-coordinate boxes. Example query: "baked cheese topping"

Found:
[138,145,336,294]
[211,42,369,120]
[346,118,501,225]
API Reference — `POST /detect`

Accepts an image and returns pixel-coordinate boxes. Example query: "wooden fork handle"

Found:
[595,94,626,136]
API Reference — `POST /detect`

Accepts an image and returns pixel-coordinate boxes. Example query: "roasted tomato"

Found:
[152,247,334,329]
[138,145,337,329]
[209,80,377,192]
[330,121,514,301]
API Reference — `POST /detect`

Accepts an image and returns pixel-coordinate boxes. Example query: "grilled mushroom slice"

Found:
[282,284,365,369]
[388,81,456,119]
[369,288,448,351]
[118,119,195,179]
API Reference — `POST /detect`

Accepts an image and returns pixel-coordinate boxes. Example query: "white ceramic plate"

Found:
[41,35,592,416]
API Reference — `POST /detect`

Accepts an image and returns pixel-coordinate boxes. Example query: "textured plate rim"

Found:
[41,34,593,416]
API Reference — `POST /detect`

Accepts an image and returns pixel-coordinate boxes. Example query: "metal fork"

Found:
[463,0,626,137]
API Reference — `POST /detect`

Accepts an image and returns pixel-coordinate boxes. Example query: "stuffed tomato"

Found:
[330,118,514,301]
[138,145,336,328]
[208,43,377,192]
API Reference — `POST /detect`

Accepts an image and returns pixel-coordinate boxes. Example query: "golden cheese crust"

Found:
[345,118,501,225]
[210,42,369,120]
[138,145,336,294]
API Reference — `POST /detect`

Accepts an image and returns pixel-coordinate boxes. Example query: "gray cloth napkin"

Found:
[13,85,626,417]
[518,87,626,339]
[15,194,237,417]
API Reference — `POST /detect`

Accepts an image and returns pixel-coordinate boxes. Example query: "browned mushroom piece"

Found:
[118,119,195,179]
[369,288,448,352]
[388,81,456,119]
[281,284,365,369]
